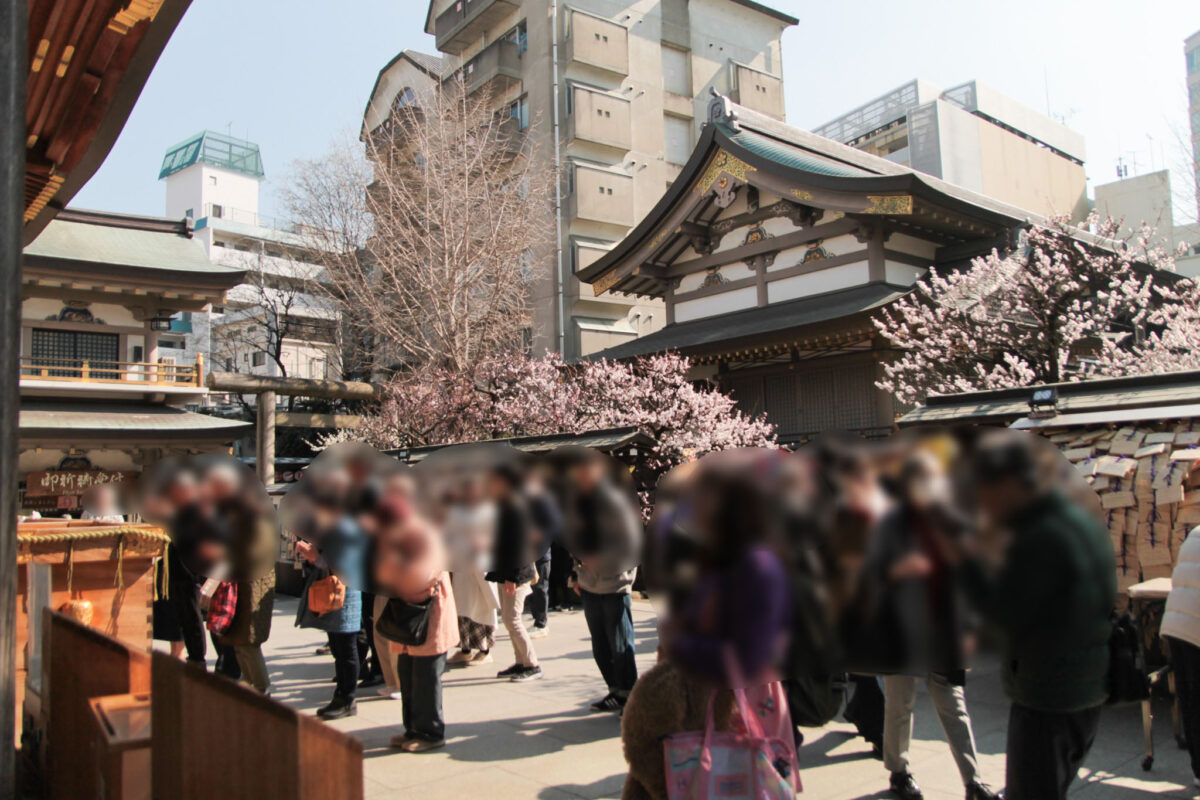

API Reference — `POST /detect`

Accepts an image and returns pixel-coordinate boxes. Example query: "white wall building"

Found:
[159,132,341,394]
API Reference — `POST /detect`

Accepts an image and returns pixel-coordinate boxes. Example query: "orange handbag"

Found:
[308,574,346,616]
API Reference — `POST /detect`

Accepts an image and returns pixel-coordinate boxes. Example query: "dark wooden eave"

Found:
[24,0,192,244]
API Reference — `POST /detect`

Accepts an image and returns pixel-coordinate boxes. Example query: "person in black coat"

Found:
[484,464,542,682]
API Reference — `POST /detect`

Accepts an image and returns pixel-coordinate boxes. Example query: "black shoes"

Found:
[316,695,357,720]
[889,772,924,800]
[589,693,625,712]
[965,782,1000,800]
[510,665,544,682]
[497,663,524,678]
[358,673,385,689]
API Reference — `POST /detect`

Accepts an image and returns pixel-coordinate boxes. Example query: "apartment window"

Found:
[664,115,692,166]
[508,97,530,130]
[1191,83,1200,108]
[662,45,691,96]
[252,352,266,367]
[309,359,328,379]
[1189,47,1200,75]
[157,338,185,350]
[394,87,417,110]
[503,21,528,55]
[211,204,223,219]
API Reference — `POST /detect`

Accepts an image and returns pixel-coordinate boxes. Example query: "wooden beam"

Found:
[666,217,859,278]
[276,412,363,430]
[206,371,380,401]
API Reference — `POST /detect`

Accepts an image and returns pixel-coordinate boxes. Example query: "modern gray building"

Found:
[812,79,1089,222]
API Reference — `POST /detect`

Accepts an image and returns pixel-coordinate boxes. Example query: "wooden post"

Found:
[0,2,25,794]
[194,352,204,387]
[256,390,275,487]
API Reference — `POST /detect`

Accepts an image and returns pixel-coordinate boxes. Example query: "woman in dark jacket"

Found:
[484,465,541,682]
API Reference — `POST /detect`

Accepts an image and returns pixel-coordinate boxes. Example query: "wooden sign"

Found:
[24,470,135,497]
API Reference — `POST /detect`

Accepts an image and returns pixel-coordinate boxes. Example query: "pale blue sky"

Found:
[72,1,1200,224]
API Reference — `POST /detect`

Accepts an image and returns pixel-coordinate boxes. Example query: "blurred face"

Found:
[905,453,949,511]
[974,477,1024,524]
[570,459,604,494]
[166,474,197,508]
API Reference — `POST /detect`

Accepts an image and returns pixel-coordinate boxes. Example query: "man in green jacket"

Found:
[962,433,1115,800]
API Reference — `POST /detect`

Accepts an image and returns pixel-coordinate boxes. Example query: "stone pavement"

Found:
[260,596,1198,799]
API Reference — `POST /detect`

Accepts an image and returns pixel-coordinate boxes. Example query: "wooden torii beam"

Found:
[206,372,381,486]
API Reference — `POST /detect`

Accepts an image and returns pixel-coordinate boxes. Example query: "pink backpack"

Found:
[663,681,800,800]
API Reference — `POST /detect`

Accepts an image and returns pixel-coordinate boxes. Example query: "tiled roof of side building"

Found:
[24,208,243,281]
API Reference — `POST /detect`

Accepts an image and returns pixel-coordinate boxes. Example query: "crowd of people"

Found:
[122,428,1200,800]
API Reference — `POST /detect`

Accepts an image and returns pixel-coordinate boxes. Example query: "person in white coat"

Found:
[444,479,500,666]
[1164,525,1200,788]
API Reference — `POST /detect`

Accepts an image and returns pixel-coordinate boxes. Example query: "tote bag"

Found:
[663,686,798,800]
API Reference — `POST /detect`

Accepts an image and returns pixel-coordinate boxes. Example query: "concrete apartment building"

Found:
[363,0,797,359]
[812,79,1089,222]
[159,132,341,392]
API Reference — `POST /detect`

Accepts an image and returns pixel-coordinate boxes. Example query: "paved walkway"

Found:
[261,597,1198,799]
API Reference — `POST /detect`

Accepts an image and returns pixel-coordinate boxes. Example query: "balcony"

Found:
[460,38,523,97]
[564,11,628,79]
[728,61,784,120]
[20,356,206,393]
[568,164,635,230]
[566,87,631,156]
[435,0,519,56]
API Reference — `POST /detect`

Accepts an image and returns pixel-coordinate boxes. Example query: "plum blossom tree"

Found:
[874,213,1200,406]
[321,351,776,472]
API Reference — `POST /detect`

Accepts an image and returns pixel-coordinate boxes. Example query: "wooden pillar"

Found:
[0,2,25,794]
[256,390,275,487]
[145,317,160,382]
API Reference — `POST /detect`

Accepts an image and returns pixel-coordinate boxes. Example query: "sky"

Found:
[72,0,1200,225]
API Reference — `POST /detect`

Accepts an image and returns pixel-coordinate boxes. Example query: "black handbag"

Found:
[376,596,434,646]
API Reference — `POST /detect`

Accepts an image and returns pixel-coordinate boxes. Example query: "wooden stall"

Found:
[899,370,1200,601]
[15,521,167,744]
[152,651,364,800]
[40,611,151,800]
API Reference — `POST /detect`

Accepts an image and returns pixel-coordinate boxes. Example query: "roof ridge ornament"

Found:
[707,89,740,131]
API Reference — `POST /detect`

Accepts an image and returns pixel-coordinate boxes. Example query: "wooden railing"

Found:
[20,354,204,387]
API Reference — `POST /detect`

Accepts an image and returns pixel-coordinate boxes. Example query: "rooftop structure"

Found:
[158,130,265,180]
[812,79,1088,220]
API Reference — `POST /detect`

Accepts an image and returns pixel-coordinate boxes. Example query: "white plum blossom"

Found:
[874,214,1200,406]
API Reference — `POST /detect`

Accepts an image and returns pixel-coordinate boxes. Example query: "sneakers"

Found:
[529,626,549,639]
[964,782,999,800]
[468,651,493,665]
[389,734,412,748]
[889,772,923,800]
[376,685,401,698]
[316,696,357,720]
[497,663,524,678]
[510,665,544,682]
[589,693,625,713]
